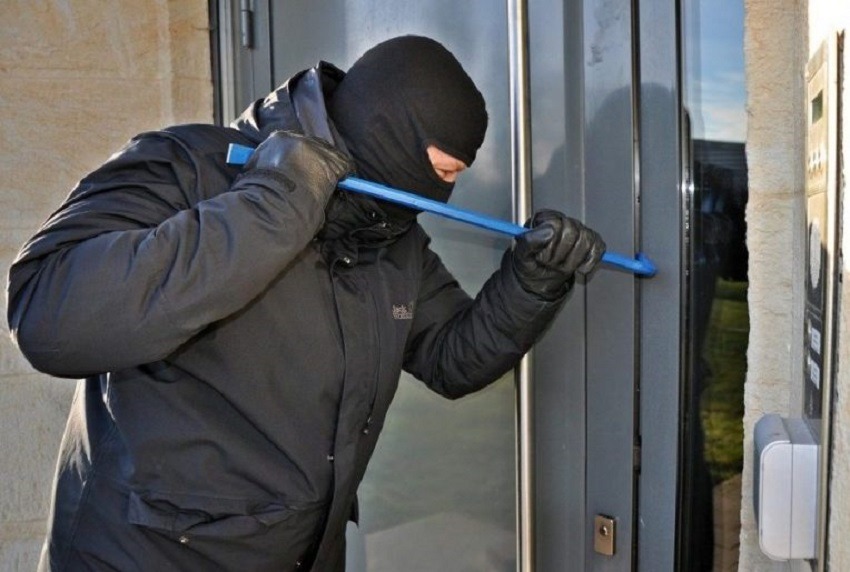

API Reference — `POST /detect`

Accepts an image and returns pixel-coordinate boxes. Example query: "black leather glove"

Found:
[512,210,606,300]
[245,130,353,207]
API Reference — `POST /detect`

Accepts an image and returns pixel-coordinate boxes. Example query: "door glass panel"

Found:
[681,0,749,570]
[265,3,516,571]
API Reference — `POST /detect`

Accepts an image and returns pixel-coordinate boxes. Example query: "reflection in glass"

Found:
[682,0,749,570]
[356,377,515,572]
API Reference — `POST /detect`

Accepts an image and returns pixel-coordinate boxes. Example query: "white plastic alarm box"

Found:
[753,414,819,561]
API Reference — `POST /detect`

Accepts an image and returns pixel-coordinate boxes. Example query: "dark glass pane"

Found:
[682,0,749,570]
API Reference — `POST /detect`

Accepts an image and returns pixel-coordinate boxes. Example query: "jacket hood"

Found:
[231,61,347,147]
[231,63,413,250]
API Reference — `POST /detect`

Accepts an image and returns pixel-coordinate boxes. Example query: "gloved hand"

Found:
[512,210,606,300]
[245,130,353,207]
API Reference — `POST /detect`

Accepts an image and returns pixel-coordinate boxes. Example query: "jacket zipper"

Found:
[327,256,350,456]
[330,253,380,437]
[362,275,382,435]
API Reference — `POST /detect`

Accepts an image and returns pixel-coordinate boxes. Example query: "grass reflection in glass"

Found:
[700,278,748,484]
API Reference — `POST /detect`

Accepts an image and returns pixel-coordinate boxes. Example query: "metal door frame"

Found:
[634,1,683,570]
[528,0,683,570]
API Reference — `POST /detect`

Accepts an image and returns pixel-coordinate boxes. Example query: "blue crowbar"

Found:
[226,143,657,277]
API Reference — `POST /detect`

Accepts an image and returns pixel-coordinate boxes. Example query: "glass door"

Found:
[679,0,749,570]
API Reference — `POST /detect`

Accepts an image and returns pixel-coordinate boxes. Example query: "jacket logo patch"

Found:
[392,302,415,320]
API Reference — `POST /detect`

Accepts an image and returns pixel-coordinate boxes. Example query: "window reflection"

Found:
[682,0,749,570]
[686,140,749,571]
[355,376,516,572]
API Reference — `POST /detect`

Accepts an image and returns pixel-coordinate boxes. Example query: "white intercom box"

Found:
[753,414,819,561]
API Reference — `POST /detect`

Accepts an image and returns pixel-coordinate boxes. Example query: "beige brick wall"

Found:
[0,1,212,568]
[742,0,849,570]
[741,1,807,570]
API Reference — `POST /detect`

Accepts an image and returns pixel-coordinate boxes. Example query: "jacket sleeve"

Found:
[403,239,566,399]
[7,133,326,378]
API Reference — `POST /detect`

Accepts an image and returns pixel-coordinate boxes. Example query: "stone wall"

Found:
[0,1,212,568]
[740,1,806,570]
[742,0,850,570]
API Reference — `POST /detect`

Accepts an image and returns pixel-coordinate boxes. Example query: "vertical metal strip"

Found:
[216,0,236,123]
[816,30,842,570]
[507,0,535,570]
[629,0,643,564]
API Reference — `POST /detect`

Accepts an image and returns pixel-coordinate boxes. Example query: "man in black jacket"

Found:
[7,36,604,571]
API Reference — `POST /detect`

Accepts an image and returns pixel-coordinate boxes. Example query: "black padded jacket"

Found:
[6,62,565,571]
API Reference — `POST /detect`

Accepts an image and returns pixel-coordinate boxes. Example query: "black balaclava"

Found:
[327,35,488,225]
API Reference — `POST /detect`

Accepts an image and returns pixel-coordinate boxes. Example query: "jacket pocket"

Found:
[126,491,327,571]
[127,491,302,538]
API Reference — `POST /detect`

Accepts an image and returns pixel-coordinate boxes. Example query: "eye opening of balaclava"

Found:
[327,35,489,224]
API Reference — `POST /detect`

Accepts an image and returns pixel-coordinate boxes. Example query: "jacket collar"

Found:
[318,192,413,265]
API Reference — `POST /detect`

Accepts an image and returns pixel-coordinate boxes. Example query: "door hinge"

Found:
[239,0,254,49]
[633,443,642,473]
